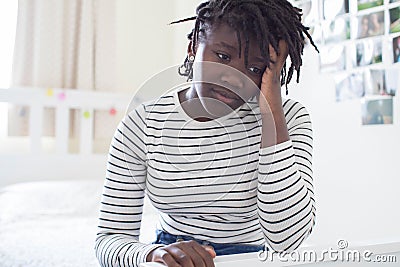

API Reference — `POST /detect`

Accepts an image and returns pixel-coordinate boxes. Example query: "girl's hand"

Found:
[258,40,289,114]
[258,40,290,147]
[146,240,216,267]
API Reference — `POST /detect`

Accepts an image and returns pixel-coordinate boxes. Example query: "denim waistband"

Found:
[152,229,266,256]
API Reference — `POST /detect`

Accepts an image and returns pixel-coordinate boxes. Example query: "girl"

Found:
[95,1,318,267]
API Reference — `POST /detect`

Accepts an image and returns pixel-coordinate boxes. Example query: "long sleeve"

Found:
[257,99,315,252]
[95,105,163,267]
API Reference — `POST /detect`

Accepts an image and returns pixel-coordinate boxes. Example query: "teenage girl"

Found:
[95,1,318,267]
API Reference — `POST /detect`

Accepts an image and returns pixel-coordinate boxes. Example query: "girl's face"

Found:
[191,22,267,118]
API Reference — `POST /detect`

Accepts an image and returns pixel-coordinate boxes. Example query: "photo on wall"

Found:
[307,24,323,44]
[364,69,397,96]
[323,0,349,20]
[364,69,385,96]
[353,38,382,67]
[357,0,383,11]
[319,45,347,72]
[356,11,385,39]
[298,0,320,25]
[335,72,365,102]
[385,68,399,96]
[393,35,400,63]
[389,6,400,33]
[361,98,393,125]
[322,17,351,44]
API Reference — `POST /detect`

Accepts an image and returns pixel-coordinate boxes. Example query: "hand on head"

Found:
[261,40,289,88]
[256,40,289,113]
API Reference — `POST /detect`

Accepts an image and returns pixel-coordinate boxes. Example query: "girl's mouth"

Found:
[211,88,240,105]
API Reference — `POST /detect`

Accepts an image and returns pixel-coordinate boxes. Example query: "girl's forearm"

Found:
[260,90,290,148]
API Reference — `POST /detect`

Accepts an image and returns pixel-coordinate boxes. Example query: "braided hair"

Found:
[171,0,318,94]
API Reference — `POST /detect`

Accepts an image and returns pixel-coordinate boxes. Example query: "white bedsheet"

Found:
[0,179,158,267]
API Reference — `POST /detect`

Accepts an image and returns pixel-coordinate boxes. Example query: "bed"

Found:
[0,180,102,266]
[0,179,158,267]
[0,87,158,267]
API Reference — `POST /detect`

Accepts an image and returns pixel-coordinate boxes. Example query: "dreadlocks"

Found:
[171,0,319,94]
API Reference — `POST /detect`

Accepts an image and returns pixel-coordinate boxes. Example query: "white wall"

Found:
[116,0,175,95]
[115,0,400,248]
[288,46,400,247]
[115,0,201,99]
[115,1,201,94]
[171,0,203,65]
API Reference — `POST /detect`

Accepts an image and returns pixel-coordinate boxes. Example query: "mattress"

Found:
[0,179,158,267]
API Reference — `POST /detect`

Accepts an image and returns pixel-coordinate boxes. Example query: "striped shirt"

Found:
[95,88,315,267]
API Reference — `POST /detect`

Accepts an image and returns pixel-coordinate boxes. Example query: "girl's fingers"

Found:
[268,40,289,70]
[165,246,196,267]
[155,248,182,267]
[150,240,215,267]
[201,245,216,258]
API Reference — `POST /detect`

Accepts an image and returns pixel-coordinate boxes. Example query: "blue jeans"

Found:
[152,229,266,256]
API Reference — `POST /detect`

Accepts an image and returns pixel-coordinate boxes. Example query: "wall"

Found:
[287,45,400,247]
[115,0,400,248]
[116,0,175,96]
[115,0,201,99]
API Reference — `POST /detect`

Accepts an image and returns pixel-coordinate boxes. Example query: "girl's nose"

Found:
[220,70,245,90]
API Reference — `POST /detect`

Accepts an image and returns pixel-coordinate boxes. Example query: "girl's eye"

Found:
[248,66,263,75]
[216,52,230,61]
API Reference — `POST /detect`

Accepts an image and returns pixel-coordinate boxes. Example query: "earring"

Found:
[178,54,195,81]
[187,55,194,81]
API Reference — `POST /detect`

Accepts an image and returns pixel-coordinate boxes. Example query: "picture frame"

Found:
[356,11,385,39]
[389,6,400,33]
[323,0,349,20]
[352,38,382,67]
[357,0,384,11]
[299,0,320,25]
[307,24,324,44]
[319,45,347,72]
[364,69,386,96]
[393,35,400,63]
[335,72,365,102]
[322,17,351,44]
[385,68,398,96]
[361,97,393,125]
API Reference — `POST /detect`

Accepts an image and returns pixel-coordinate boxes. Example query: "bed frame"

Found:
[0,87,160,267]
[0,87,136,187]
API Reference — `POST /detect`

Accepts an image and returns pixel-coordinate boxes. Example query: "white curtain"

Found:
[9,0,117,140]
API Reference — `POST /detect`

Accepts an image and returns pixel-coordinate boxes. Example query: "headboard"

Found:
[0,87,137,187]
[0,87,158,267]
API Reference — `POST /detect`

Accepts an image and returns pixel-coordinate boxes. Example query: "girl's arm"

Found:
[95,105,163,267]
[258,40,290,148]
[257,41,315,252]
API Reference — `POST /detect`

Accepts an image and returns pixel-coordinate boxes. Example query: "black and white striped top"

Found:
[95,88,315,267]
